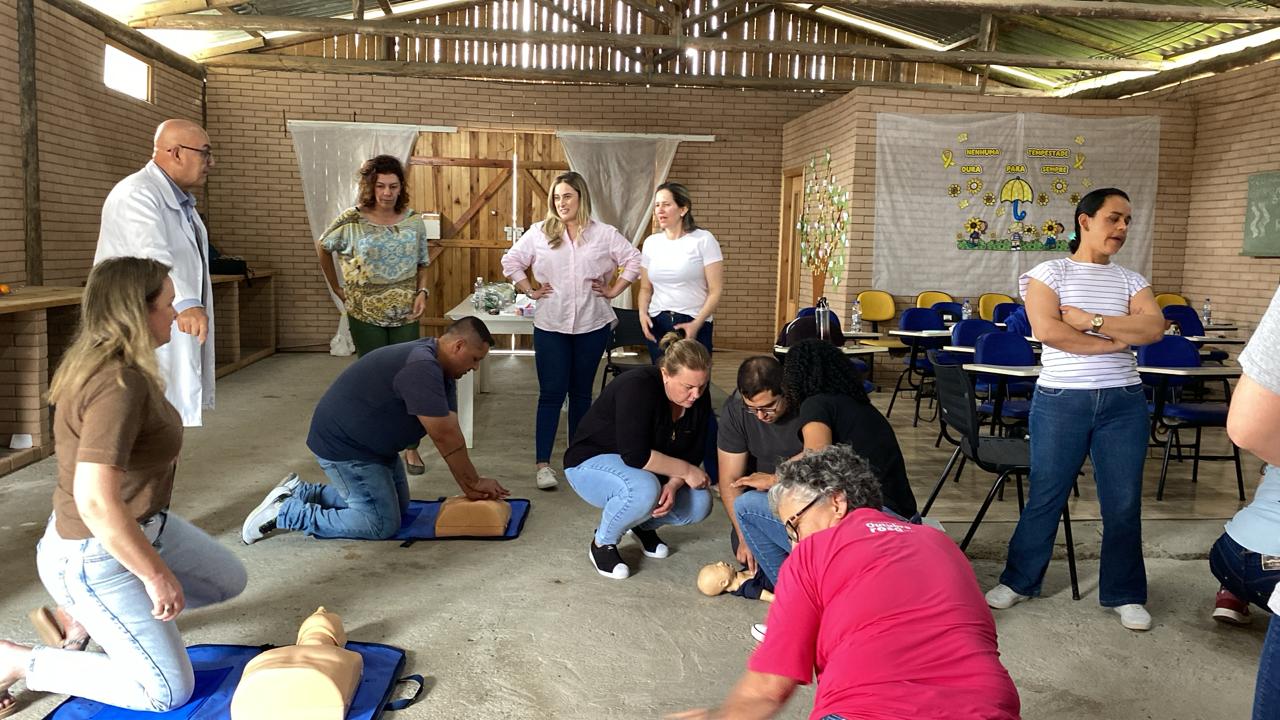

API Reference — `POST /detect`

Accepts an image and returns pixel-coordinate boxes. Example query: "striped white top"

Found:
[1020,258,1150,390]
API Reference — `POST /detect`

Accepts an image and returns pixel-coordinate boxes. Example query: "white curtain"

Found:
[558,132,681,309]
[287,120,423,355]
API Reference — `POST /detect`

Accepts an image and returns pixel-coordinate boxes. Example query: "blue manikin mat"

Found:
[392,497,531,546]
[43,641,422,720]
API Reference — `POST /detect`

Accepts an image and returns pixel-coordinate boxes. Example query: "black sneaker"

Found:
[589,537,630,579]
[629,527,670,559]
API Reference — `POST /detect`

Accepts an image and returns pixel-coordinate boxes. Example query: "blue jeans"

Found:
[278,455,410,540]
[565,453,713,546]
[1256,616,1280,720]
[29,513,247,711]
[1210,533,1280,611]
[1001,384,1150,606]
[644,310,714,361]
[534,324,612,464]
[734,489,791,586]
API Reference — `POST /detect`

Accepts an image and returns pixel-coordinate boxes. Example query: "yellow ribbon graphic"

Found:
[942,149,955,168]
[1074,153,1086,170]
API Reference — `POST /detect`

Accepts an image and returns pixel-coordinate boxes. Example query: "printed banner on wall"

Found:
[873,112,1159,298]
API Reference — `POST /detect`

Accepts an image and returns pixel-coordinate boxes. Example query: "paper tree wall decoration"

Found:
[797,149,850,303]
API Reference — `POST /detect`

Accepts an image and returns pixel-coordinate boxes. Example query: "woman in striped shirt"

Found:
[985,188,1166,631]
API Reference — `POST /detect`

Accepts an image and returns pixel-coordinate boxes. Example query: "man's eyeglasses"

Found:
[173,145,214,163]
[744,397,782,419]
[784,493,825,544]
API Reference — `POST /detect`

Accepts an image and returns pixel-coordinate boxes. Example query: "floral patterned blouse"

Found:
[319,207,430,327]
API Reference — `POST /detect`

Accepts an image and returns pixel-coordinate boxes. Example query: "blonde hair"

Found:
[49,257,171,404]
[542,172,593,249]
[658,332,711,375]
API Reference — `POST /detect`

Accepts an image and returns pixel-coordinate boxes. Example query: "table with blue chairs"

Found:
[888,322,951,425]
[1136,334,1245,501]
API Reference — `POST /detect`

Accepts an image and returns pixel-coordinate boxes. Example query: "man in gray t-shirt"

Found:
[718,357,803,585]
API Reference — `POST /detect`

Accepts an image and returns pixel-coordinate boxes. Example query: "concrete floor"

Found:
[0,351,1269,719]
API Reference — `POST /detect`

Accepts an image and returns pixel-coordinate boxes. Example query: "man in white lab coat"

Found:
[96,119,216,426]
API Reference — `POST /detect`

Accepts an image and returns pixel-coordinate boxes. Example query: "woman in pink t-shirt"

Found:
[673,445,1020,720]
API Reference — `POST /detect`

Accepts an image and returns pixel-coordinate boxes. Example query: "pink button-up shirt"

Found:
[501,220,643,335]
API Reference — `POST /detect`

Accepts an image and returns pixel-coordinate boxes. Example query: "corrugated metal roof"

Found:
[102,0,1280,89]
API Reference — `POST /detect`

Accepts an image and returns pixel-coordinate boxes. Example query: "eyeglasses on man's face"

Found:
[744,395,782,419]
[173,145,214,163]
[784,493,825,544]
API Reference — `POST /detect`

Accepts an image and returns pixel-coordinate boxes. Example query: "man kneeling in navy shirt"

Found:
[242,316,509,543]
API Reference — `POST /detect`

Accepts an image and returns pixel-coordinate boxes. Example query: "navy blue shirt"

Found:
[307,338,457,463]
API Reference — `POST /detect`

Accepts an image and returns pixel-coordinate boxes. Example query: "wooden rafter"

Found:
[753,0,1280,24]
[617,0,668,24]
[146,14,1163,70]
[194,36,265,59]
[684,0,747,29]
[203,51,1049,94]
[1070,35,1280,98]
[44,0,206,78]
[411,156,569,170]
[655,3,769,65]
[976,13,994,94]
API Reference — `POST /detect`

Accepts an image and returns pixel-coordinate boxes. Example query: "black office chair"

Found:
[600,308,651,391]
[931,358,1079,600]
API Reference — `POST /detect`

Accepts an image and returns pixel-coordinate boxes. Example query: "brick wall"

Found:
[783,88,1197,324]
[33,2,202,285]
[0,0,24,284]
[1150,62,1280,330]
[203,68,830,351]
[0,0,202,290]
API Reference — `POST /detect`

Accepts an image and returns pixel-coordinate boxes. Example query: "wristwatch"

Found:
[1090,314,1104,331]
[415,287,430,297]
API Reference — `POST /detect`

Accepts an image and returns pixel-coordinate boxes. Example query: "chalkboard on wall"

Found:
[1244,171,1280,257]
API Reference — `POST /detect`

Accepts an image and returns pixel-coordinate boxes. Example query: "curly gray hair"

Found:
[768,445,883,517]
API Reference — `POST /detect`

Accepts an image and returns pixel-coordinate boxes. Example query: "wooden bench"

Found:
[0,271,277,478]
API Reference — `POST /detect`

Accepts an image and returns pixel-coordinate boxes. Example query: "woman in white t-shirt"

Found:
[984,188,1166,632]
[638,183,724,361]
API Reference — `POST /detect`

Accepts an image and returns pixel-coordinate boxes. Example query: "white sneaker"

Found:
[535,466,559,490]
[277,472,302,495]
[242,484,292,545]
[1114,604,1152,631]
[750,624,767,642]
[985,584,1030,610]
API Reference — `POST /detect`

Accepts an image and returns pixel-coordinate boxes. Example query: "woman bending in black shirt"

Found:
[564,333,713,579]
[784,339,918,519]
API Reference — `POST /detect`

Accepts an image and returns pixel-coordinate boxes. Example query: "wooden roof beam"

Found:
[143,13,1164,70]
[1069,35,1280,98]
[43,0,206,78]
[205,51,1049,94]
[753,0,1280,24]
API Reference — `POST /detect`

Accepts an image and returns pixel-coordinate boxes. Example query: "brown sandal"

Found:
[28,607,90,652]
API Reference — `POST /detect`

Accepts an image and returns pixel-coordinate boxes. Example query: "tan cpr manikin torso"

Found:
[230,607,363,720]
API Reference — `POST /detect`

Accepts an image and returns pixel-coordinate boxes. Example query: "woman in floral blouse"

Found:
[316,154,432,471]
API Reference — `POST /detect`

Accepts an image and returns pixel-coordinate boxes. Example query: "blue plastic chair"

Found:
[972,333,1035,431]
[887,308,946,426]
[992,302,1021,324]
[1163,305,1228,363]
[1136,335,1243,501]
[931,301,964,323]
[952,319,998,348]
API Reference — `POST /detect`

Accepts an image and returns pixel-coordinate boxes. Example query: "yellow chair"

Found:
[916,290,953,309]
[855,290,905,351]
[1155,293,1188,309]
[978,293,1015,321]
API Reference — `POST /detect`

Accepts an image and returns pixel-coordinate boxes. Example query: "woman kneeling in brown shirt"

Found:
[0,257,247,715]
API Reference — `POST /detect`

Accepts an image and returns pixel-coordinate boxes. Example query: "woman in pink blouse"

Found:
[501,172,642,491]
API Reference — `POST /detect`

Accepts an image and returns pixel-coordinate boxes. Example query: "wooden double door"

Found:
[409,130,568,347]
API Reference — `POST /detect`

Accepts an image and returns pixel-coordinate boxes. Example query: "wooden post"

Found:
[18,0,42,285]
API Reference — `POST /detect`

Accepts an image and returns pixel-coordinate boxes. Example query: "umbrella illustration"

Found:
[1000,176,1033,221]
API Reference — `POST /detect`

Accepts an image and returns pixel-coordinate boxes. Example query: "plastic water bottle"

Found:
[962,298,973,320]
[1202,297,1213,326]
[815,296,831,341]
[472,276,484,310]
[850,299,863,333]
